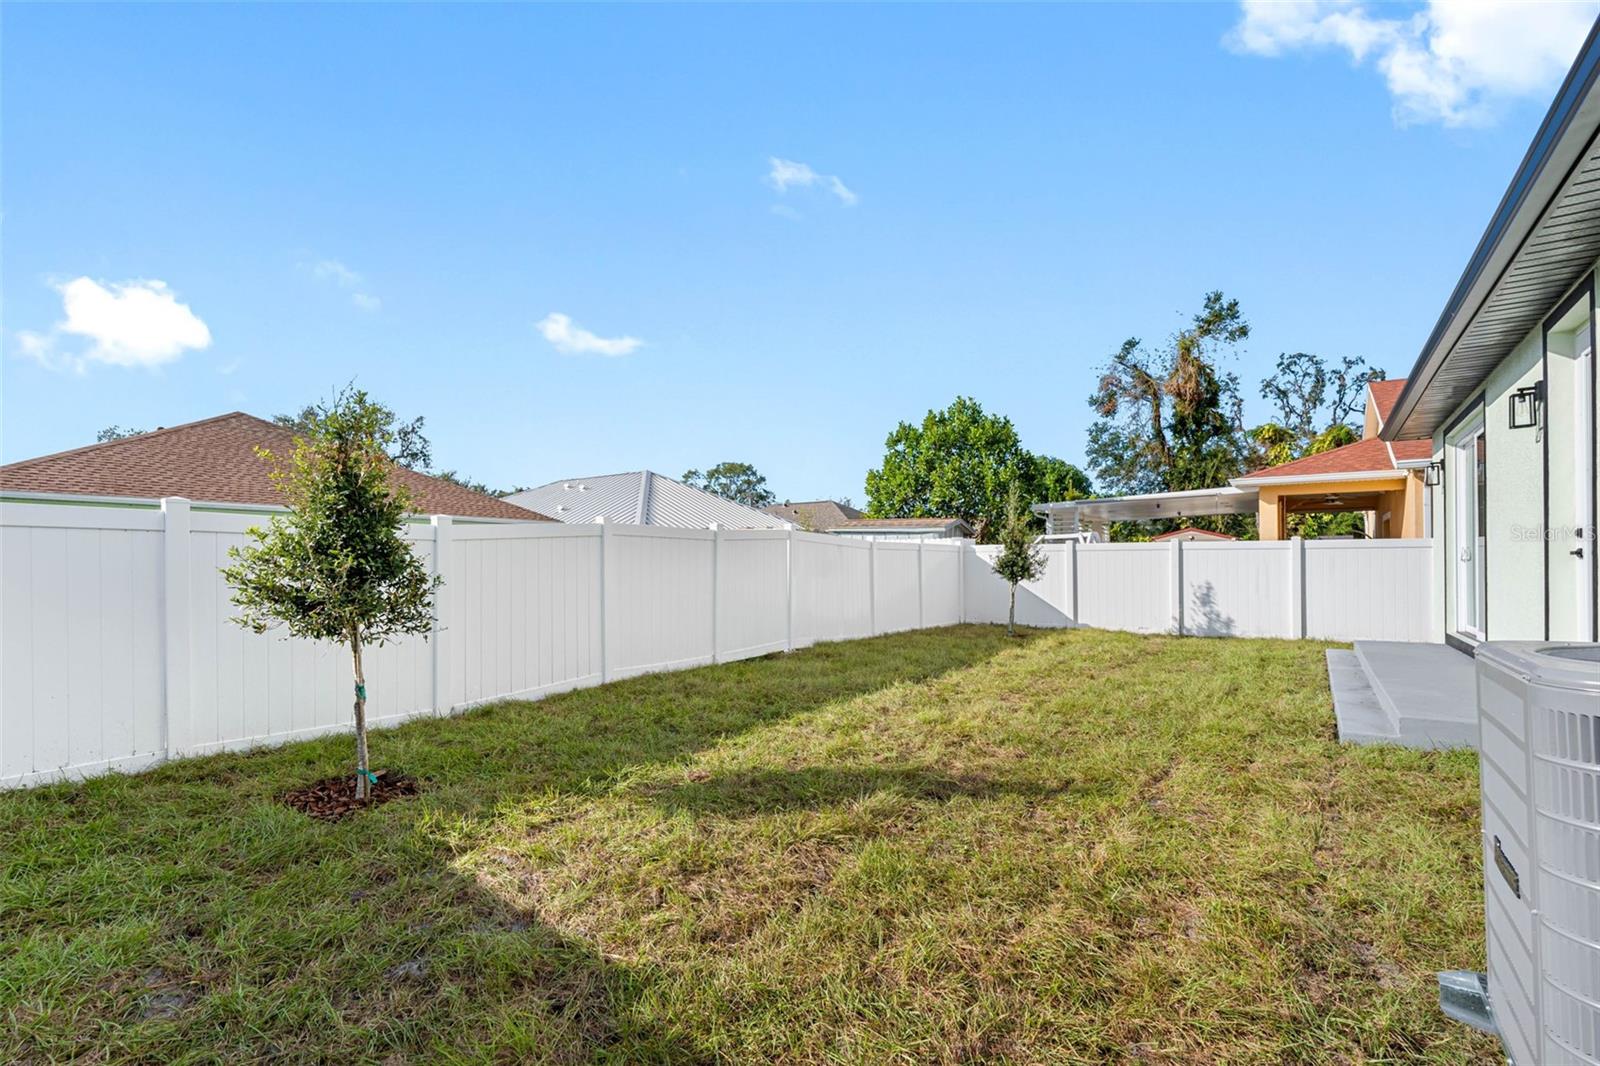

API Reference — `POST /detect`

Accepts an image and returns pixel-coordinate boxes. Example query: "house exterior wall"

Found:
[1429,264,1600,644]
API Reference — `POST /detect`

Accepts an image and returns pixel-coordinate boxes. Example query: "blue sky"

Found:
[4,2,1595,502]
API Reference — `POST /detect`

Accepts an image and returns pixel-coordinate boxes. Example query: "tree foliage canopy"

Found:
[274,400,431,472]
[225,388,440,647]
[1086,292,1254,536]
[1258,352,1384,452]
[681,462,776,508]
[865,397,1090,542]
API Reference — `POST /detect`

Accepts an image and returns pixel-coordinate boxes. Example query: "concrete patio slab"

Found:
[1327,641,1479,751]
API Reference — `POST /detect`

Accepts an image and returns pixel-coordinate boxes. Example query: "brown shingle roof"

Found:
[1151,527,1237,541]
[830,516,973,532]
[763,499,863,530]
[0,412,552,521]
[1236,438,1405,481]
[1368,379,1407,428]
[1390,439,1434,463]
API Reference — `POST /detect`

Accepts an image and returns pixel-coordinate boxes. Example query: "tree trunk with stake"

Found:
[1008,582,1017,637]
[351,628,369,799]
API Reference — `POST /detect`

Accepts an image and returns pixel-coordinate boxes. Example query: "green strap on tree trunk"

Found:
[355,683,366,700]
[356,767,379,785]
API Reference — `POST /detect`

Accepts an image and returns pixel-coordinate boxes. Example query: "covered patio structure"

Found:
[1034,486,1258,541]
[1036,441,1432,542]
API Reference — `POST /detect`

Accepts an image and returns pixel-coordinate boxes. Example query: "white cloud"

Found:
[1227,0,1600,126]
[16,277,212,373]
[308,259,362,287]
[536,312,644,357]
[766,157,858,205]
[303,257,381,312]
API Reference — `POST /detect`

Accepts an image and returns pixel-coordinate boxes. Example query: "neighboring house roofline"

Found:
[0,411,548,521]
[1385,17,1600,439]
[507,470,791,529]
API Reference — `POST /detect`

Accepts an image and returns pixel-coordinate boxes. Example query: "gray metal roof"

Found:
[504,471,792,529]
[1387,17,1600,440]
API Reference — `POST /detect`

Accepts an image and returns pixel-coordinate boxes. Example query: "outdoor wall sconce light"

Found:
[1509,381,1545,430]
[1424,461,1443,487]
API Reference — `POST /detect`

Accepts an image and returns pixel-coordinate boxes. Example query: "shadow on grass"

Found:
[0,625,1041,1062]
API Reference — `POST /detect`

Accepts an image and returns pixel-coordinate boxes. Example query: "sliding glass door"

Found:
[1452,417,1488,641]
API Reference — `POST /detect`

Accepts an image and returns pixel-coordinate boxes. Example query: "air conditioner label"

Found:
[1494,836,1521,899]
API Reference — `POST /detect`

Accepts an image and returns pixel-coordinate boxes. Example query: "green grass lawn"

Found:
[1,626,1496,1064]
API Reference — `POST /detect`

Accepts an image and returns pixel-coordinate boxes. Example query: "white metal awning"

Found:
[1032,486,1259,527]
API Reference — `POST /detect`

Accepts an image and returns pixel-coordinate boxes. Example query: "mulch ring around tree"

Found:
[279,770,420,822]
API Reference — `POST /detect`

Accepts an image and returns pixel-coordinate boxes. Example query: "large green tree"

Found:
[1086,291,1253,536]
[223,389,441,800]
[865,396,1091,541]
[681,461,776,508]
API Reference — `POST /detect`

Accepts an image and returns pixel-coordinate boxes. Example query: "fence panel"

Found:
[607,526,715,679]
[1,506,165,785]
[921,543,963,627]
[1077,544,1171,633]
[451,523,603,706]
[1180,541,1291,638]
[716,530,790,662]
[964,544,1073,628]
[1304,539,1433,642]
[872,541,923,634]
[789,532,872,647]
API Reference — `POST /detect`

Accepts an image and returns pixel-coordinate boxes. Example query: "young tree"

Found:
[223,389,441,799]
[992,484,1047,636]
[682,461,777,508]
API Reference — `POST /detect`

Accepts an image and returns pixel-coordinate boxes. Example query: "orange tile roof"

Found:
[0,412,552,521]
[1368,378,1408,428]
[1236,438,1406,481]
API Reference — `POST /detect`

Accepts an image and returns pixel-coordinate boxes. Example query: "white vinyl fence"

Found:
[0,498,966,789]
[964,538,1435,643]
[0,495,1434,789]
